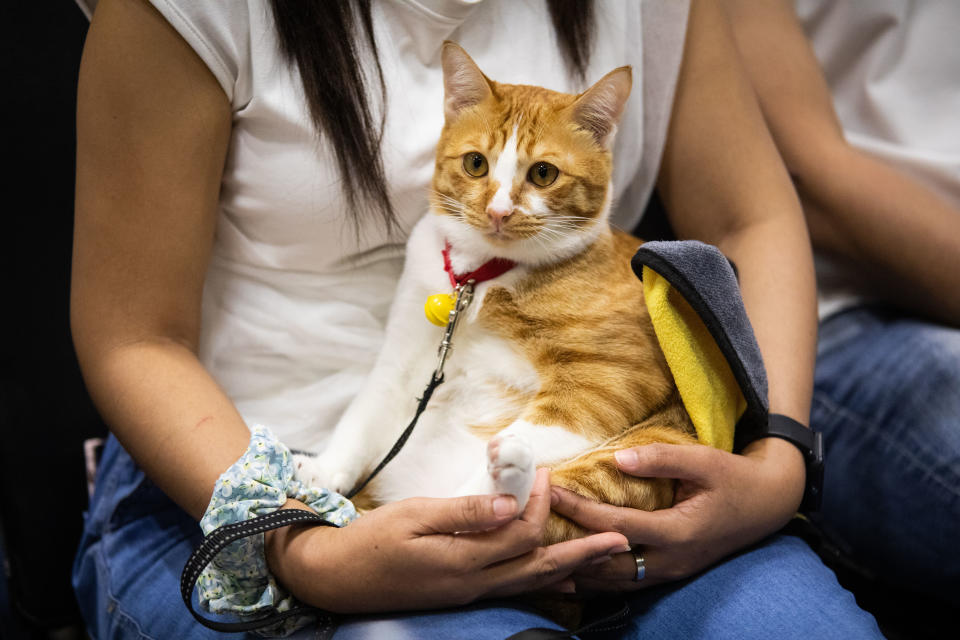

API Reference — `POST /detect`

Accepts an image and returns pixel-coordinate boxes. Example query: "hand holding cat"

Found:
[266,469,630,611]
[550,438,805,590]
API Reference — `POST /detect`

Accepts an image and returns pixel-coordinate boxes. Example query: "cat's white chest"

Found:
[296,213,595,508]
[367,314,541,503]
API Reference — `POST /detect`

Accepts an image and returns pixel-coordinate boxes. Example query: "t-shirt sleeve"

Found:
[149,0,251,106]
[76,0,251,107]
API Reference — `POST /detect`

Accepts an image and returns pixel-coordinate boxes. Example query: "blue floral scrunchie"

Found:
[197,425,357,636]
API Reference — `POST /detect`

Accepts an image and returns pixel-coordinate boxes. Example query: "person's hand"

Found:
[267,469,630,612]
[550,438,805,591]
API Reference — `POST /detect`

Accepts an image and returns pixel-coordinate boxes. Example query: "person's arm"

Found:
[658,0,817,428]
[724,0,960,327]
[551,0,811,588]
[73,0,247,519]
[75,0,628,611]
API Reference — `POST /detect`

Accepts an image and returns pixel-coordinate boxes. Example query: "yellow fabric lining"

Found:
[642,266,745,452]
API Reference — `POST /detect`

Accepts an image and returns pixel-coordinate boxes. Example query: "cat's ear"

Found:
[441,41,494,121]
[571,66,633,148]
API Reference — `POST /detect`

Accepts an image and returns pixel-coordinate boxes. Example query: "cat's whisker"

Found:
[430,191,469,221]
[543,223,585,231]
[543,215,588,222]
[435,210,464,219]
[431,201,465,213]
[540,225,575,240]
[543,224,580,233]
[535,230,569,246]
[545,218,585,225]
[536,225,564,236]
[430,190,467,208]
[433,197,464,209]
[528,233,551,255]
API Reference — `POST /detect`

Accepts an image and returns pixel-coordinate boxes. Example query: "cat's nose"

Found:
[486,206,513,232]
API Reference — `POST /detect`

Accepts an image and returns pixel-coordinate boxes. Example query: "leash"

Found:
[180,509,340,633]
[345,279,475,498]
[181,264,628,636]
[181,280,477,633]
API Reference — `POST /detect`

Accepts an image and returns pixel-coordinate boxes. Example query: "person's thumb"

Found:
[408,493,519,534]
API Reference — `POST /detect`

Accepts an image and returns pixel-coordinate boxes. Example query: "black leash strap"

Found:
[181,282,482,633]
[180,371,448,632]
[180,509,339,633]
[346,372,444,499]
[347,280,472,499]
[505,599,632,639]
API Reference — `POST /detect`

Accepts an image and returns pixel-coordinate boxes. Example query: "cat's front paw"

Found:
[293,453,361,495]
[487,433,536,511]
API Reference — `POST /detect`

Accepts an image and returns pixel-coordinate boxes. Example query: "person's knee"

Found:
[617,536,884,640]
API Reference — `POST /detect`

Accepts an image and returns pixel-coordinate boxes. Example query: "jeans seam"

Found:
[109,602,157,640]
[813,391,960,500]
[97,530,158,640]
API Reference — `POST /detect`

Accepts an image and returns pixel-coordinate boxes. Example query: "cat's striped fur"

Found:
[295,42,697,545]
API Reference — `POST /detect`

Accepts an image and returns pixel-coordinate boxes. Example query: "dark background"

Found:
[2,2,107,638]
[0,2,949,639]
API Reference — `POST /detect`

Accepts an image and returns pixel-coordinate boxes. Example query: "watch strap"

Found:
[757,413,824,513]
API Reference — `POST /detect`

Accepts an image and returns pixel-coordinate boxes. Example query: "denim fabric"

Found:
[591,536,881,640]
[74,437,883,639]
[334,535,883,640]
[811,306,960,601]
[72,437,570,640]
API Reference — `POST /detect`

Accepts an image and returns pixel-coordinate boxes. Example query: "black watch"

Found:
[746,413,824,512]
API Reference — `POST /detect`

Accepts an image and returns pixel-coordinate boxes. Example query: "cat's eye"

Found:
[462,152,488,177]
[528,162,559,187]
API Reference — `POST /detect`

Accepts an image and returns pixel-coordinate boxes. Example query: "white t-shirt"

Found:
[796,0,960,318]
[77,0,690,450]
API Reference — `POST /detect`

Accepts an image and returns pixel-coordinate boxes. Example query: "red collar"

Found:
[441,241,517,289]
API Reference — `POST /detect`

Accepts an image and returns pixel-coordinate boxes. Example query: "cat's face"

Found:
[431,42,632,265]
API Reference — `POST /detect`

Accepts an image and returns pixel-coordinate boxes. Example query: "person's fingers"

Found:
[440,515,549,568]
[518,468,552,527]
[480,531,630,597]
[574,550,637,582]
[410,468,551,537]
[407,493,519,535]
[573,547,674,591]
[434,470,554,567]
[532,577,577,596]
[549,487,681,545]
[613,443,716,482]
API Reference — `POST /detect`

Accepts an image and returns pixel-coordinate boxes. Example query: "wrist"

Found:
[265,499,332,589]
[743,436,805,476]
[742,414,823,512]
[743,436,806,510]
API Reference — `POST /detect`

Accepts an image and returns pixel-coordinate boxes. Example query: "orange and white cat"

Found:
[295,42,696,544]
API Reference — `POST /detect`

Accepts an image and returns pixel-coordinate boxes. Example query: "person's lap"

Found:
[811,305,960,601]
[334,535,881,640]
[74,437,883,640]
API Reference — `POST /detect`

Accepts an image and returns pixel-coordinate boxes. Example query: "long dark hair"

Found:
[270,0,595,234]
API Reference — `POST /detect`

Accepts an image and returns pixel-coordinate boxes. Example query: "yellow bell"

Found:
[425,293,457,326]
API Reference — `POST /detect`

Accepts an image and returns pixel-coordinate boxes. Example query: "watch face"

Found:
[804,432,825,512]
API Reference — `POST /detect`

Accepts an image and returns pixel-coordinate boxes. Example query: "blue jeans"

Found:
[811,306,960,601]
[73,436,881,639]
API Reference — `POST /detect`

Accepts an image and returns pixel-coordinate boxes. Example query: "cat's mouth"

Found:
[483,225,540,246]
[479,215,542,245]
[484,223,513,239]
[484,230,514,246]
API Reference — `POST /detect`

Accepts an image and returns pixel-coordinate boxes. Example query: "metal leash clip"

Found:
[433,279,475,381]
